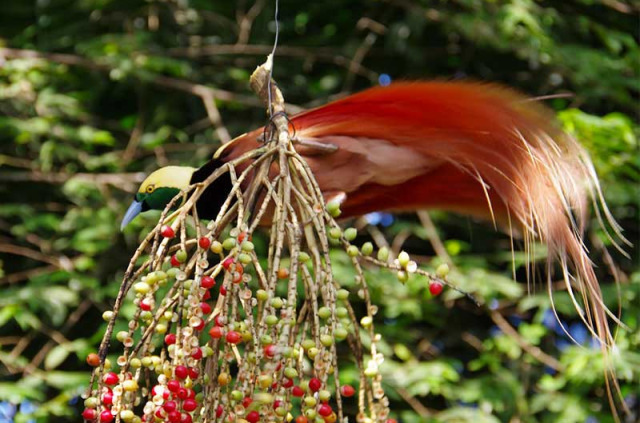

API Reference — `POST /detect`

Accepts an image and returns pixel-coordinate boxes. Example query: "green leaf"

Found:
[45,344,71,370]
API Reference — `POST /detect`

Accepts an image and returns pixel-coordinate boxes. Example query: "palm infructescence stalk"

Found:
[86,61,624,423]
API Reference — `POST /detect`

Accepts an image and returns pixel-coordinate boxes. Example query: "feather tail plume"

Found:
[223,82,624,352]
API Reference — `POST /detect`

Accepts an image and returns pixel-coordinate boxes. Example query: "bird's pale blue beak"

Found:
[121,200,143,231]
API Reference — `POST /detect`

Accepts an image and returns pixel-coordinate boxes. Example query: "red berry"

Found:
[191,347,203,360]
[165,334,176,345]
[168,410,181,423]
[181,413,192,423]
[200,276,215,289]
[164,401,177,413]
[318,404,332,417]
[202,290,211,300]
[273,400,283,410]
[209,326,224,339]
[282,377,294,388]
[167,379,181,392]
[214,315,225,326]
[200,302,212,314]
[242,397,253,408]
[216,405,223,418]
[100,410,114,423]
[103,372,118,385]
[198,237,211,249]
[194,319,205,331]
[340,385,355,397]
[82,408,97,420]
[102,391,113,406]
[170,255,181,267]
[183,398,198,412]
[264,344,276,358]
[174,365,188,379]
[188,367,199,379]
[220,286,227,295]
[186,388,196,399]
[429,282,443,296]
[225,331,241,344]
[140,299,152,311]
[161,225,175,238]
[152,385,169,399]
[177,387,188,400]
[237,232,247,243]
[222,257,235,270]
[308,377,322,392]
[295,417,308,423]
[292,386,305,397]
[246,411,260,423]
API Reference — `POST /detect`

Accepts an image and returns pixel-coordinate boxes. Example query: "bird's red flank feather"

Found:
[225,82,626,363]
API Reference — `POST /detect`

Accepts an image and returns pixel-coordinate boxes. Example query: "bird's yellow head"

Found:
[121,166,196,230]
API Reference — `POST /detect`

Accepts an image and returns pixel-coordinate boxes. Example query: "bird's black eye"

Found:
[145,184,155,194]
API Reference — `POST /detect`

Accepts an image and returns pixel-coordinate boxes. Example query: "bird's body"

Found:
[123,81,622,352]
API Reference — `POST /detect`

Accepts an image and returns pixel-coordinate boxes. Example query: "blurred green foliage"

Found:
[0,0,638,422]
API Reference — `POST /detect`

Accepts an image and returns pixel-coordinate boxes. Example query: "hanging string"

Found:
[267,0,280,119]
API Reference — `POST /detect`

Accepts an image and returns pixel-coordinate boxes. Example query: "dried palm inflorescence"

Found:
[84,59,446,423]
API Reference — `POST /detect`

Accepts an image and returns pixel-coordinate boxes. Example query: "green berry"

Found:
[436,263,450,278]
[318,390,331,402]
[398,251,410,268]
[238,253,252,265]
[360,316,372,328]
[211,241,223,254]
[265,315,278,326]
[241,241,255,252]
[329,227,342,239]
[284,367,298,379]
[361,242,373,256]
[299,252,310,263]
[222,238,236,250]
[318,306,331,320]
[344,227,357,241]
[256,289,268,301]
[334,327,348,340]
[175,249,188,263]
[336,289,349,301]
[326,200,341,217]
[320,334,333,347]
[301,339,315,350]
[347,245,359,257]
[377,247,389,262]
[134,282,150,294]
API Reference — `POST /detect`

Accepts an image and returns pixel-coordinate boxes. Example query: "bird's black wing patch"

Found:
[190,159,233,220]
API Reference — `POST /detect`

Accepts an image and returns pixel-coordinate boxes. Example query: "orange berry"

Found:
[86,353,100,367]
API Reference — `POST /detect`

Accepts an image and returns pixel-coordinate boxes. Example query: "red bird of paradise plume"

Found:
[124,82,626,383]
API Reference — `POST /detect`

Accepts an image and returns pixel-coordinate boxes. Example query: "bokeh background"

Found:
[0,1,638,422]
